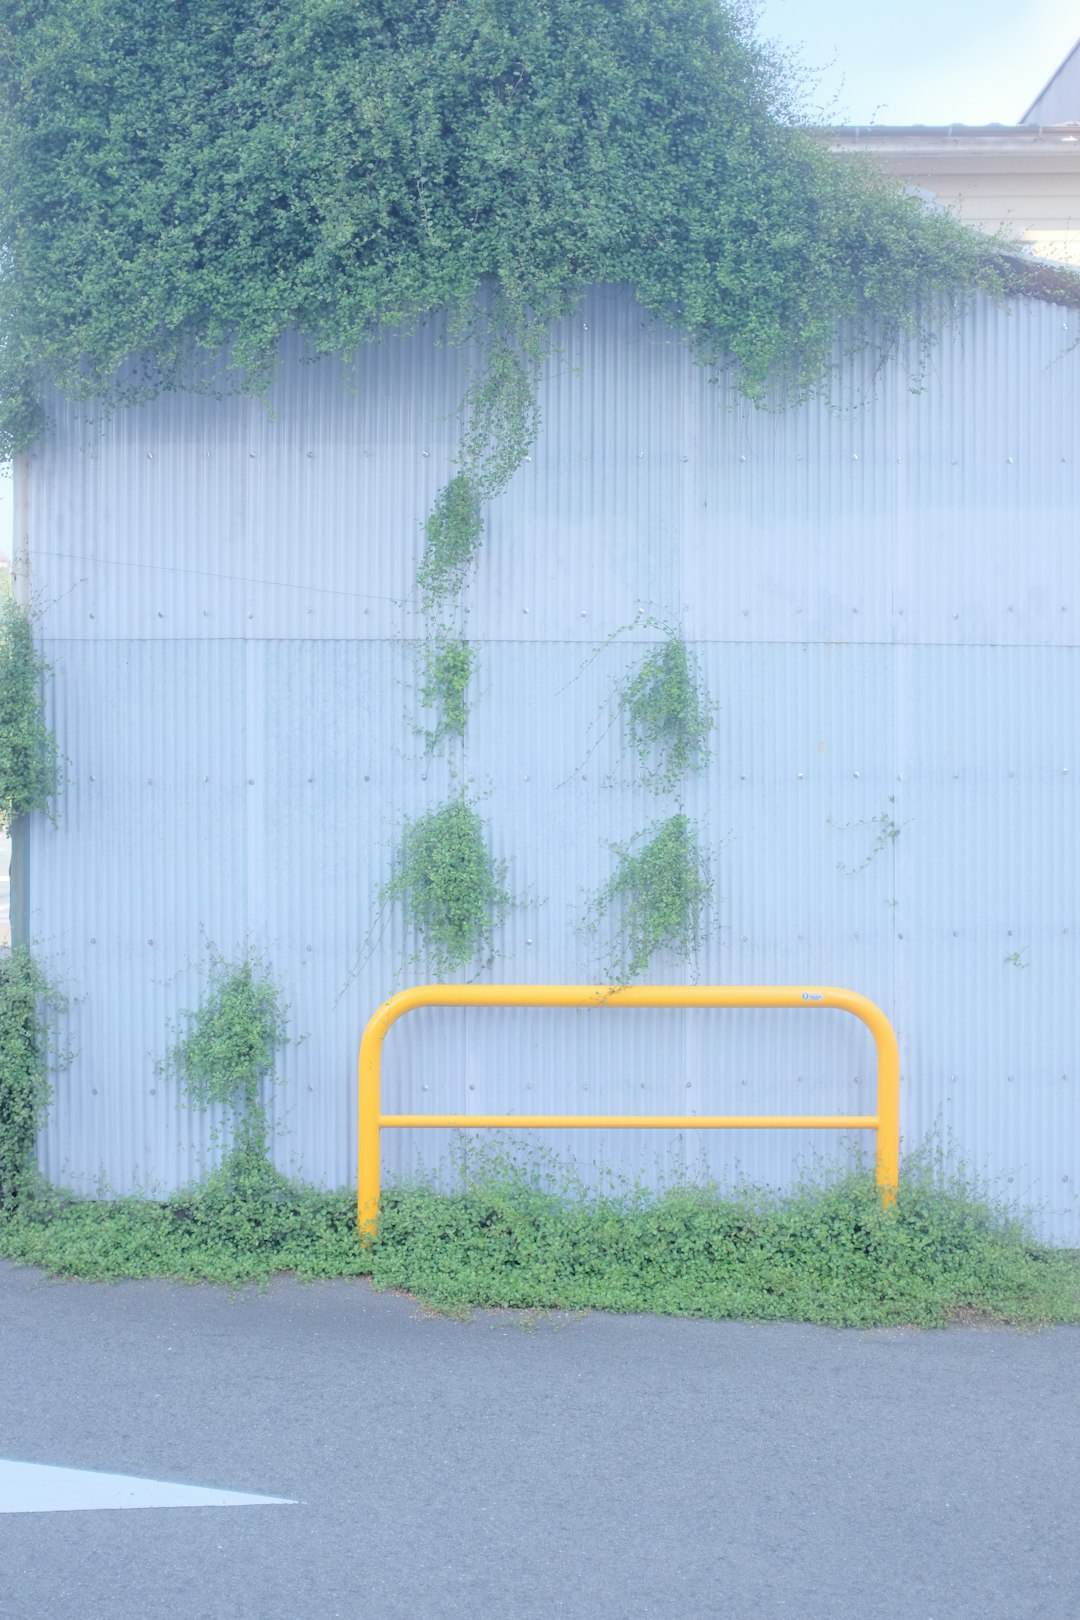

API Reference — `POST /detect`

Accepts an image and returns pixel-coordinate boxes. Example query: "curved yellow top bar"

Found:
[357,985,900,1235]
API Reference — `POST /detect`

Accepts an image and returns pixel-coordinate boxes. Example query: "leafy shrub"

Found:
[0,600,59,830]
[0,1170,363,1287]
[0,947,64,1212]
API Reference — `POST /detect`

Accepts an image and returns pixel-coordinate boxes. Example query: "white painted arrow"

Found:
[0,1458,295,1514]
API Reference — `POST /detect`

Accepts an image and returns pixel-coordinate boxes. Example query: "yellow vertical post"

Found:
[357,1001,388,1239]
[869,1003,901,1207]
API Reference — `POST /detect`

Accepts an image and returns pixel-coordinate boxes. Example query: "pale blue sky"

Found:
[757,0,1078,125]
[2,2,1077,562]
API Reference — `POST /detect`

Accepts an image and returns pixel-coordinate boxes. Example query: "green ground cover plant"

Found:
[2,1144,1077,1329]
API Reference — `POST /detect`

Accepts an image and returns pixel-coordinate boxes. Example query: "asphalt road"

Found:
[1,1260,1078,1620]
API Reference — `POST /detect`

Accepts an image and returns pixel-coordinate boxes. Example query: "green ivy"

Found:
[0,947,64,1213]
[6,1144,1078,1329]
[417,476,485,606]
[592,813,711,983]
[829,797,905,875]
[2,0,1060,460]
[621,633,713,792]
[418,333,542,605]
[0,599,59,831]
[364,1142,1080,1327]
[382,796,511,979]
[164,949,289,1162]
[420,634,477,751]
[457,333,541,502]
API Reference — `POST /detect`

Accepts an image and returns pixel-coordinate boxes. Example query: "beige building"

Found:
[827,38,1080,265]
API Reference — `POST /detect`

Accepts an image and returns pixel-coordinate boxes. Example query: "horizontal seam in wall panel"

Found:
[35,637,1080,652]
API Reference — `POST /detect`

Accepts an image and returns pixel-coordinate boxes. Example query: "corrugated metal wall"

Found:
[18,286,1080,1237]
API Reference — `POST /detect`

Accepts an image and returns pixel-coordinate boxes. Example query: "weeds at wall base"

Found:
[2,1155,1077,1330]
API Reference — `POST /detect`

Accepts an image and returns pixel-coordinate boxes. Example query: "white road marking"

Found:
[0,1458,295,1513]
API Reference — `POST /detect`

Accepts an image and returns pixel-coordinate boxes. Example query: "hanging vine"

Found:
[2,0,1052,1004]
[418,321,541,606]
[828,798,906,875]
[417,475,486,609]
[419,634,478,753]
[410,322,542,934]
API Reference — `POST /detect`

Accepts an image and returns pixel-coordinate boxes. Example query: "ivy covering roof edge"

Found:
[1,0,1077,458]
[986,251,1080,310]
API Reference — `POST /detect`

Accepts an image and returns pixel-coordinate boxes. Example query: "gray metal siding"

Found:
[20,286,1080,1237]
[1023,40,1080,124]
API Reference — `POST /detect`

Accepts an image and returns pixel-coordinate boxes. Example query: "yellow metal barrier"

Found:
[357,984,900,1235]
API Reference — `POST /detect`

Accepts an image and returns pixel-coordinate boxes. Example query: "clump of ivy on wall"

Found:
[620,632,714,792]
[164,949,290,1171]
[420,634,478,753]
[417,476,485,610]
[382,797,511,979]
[592,814,712,985]
[0,599,59,830]
[583,626,716,981]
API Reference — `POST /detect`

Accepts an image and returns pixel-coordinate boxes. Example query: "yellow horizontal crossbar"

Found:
[380,1115,880,1130]
[357,984,900,1236]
